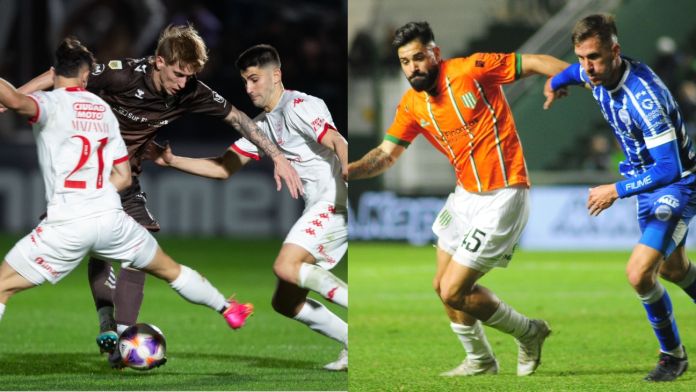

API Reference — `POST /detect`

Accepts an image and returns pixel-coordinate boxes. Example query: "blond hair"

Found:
[155,24,208,73]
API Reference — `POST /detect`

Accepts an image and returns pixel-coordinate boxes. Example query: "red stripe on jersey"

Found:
[113,155,129,165]
[317,122,336,143]
[27,95,40,125]
[65,87,86,92]
[231,144,261,160]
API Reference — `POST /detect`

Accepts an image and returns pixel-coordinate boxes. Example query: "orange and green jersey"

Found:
[385,53,530,192]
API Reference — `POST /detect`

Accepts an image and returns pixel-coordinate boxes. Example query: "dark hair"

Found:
[235,44,281,71]
[572,14,618,47]
[54,37,95,78]
[392,21,435,50]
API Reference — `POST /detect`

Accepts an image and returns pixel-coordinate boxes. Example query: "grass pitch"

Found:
[349,242,696,392]
[0,235,347,391]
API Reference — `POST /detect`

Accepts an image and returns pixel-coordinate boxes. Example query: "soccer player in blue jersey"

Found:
[544,14,696,382]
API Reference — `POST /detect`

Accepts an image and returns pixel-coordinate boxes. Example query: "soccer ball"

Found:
[118,323,167,370]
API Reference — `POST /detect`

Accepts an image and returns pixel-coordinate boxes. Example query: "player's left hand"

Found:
[543,77,568,110]
[143,140,174,166]
[587,183,618,216]
[272,156,304,199]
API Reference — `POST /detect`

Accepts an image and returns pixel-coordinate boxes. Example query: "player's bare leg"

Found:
[274,243,347,308]
[439,261,550,376]
[626,244,687,381]
[659,245,696,300]
[272,246,347,371]
[0,260,38,322]
[434,247,497,376]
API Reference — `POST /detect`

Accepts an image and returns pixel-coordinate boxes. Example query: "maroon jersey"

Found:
[88,57,233,175]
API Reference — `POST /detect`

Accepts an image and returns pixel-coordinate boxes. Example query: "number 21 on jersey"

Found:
[64,136,108,189]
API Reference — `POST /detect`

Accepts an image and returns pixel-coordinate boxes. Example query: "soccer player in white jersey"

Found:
[147,44,348,371]
[545,14,696,382]
[0,39,254,366]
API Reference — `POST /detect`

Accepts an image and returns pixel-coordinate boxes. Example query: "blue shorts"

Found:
[637,175,696,256]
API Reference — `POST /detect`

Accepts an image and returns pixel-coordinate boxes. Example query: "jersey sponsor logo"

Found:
[73,102,107,120]
[293,98,305,107]
[641,98,654,111]
[34,257,60,278]
[311,117,326,133]
[625,175,652,191]
[657,195,680,208]
[461,91,477,109]
[135,89,145,99]
[655,204,673,221]
[92,63,105,75]
[108,60,123,70]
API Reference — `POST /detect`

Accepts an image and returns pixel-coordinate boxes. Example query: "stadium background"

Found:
[348,0,696,250]
[0,0,347,237]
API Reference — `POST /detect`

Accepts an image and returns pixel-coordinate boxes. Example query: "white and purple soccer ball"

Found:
[118,323,167,370]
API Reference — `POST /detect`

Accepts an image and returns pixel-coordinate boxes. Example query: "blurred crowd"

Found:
[0,0,347,143]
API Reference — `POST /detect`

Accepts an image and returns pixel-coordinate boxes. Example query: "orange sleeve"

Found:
[384,94,420,147]
[463,53,520,86]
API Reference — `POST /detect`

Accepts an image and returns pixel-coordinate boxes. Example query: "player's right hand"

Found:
[543,77,568,110]
[273,156,304,199]
[144,140,174,166]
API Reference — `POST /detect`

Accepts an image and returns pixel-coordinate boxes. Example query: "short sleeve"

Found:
[286,95,337,143]
[463,53,518,85]
[384,94,420,147]
[182,80,234,120]
[231,137,261,161]
[27,91,52,126]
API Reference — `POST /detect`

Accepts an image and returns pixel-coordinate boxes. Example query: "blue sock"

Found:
[676,262,696,302]
[639,283,681,352]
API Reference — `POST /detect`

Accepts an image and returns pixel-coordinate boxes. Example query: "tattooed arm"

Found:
[224,106,303,198]
[348,140,406,180]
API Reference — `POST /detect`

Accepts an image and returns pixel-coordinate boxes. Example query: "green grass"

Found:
[349,242,696,391]
[0,234,347,391]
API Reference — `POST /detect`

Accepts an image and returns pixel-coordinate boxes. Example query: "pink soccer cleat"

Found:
[222,299,254,329]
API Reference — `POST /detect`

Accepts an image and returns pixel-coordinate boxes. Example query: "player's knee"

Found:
[439,283,467,310]
[626,267,655,292]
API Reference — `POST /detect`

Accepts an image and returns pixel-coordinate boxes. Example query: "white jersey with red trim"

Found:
[233,90,346,210]
[29,87,128,222]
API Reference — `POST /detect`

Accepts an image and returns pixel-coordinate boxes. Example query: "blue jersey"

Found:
[552,58,696,198]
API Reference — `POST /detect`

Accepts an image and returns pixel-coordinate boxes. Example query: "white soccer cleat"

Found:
[440,358,499,376]
[516,319,551,376]
[324,348,347,371]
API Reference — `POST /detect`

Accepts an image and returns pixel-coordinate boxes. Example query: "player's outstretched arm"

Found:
[0,78,38,118]
[146,141,249,180]
[110,159,133,191]
[348,140,405,180]
[320,129,348,181]
[18,68,55,94]
[519,54,570,79]
[224,107,303,198]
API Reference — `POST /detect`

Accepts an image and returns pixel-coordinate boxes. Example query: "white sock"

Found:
[676,262,696,289]
[483,301,535,340]
[293,298,347,346]
[169,265,227,312]
[450,321,495,363]
[0,302,5,321]
[298,263,347,308]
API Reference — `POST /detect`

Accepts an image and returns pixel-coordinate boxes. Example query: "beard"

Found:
[408,67,439,92]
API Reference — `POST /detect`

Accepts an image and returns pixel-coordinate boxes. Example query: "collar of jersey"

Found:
[65,87,85,92]
[608,58,631,94]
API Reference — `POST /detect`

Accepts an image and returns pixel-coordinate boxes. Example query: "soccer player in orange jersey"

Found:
[349,21,569,377]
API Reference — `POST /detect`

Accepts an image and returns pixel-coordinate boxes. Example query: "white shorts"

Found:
[284,202,347,270]
[5,210,158,285]
[432,186,529,273]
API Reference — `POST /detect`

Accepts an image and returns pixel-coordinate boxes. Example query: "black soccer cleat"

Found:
[108,348,126,369]
[644,349,688,382]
